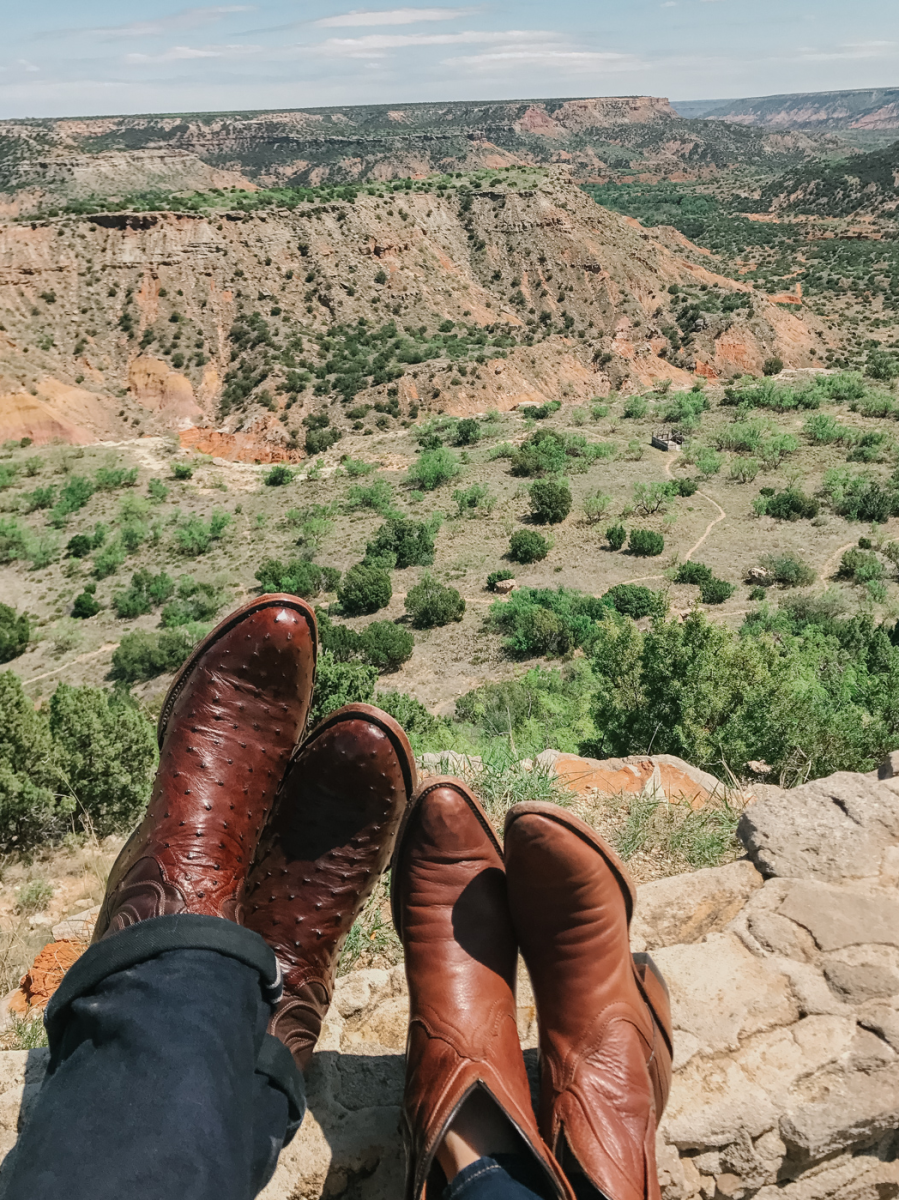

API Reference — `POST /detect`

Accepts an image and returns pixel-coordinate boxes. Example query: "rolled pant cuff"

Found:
[44,915,305,1130]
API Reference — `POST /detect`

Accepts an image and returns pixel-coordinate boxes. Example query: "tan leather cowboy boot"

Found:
[93,595,317,939]
[392,778,573,1200]
[241,704,416,1069]
[504,803,673,1200]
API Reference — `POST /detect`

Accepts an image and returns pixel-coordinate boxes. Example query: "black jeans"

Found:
[0,917,574,1200]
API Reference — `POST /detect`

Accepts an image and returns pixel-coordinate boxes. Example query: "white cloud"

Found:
[125,42,259,62]
[89,7,255,39]
[315,7,475,28]
[793,40,896,61]
[448,47,645,72]
[16,59,40,72]
[319,27,550,57]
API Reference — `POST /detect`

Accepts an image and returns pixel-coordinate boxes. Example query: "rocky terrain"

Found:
[0,96,843,212]
[680,87,899,136]
[0,167,821,455]
[0,750,896,1200]
[754,139,899,218]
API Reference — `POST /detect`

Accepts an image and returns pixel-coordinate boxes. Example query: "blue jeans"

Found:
[0,916,304,1200]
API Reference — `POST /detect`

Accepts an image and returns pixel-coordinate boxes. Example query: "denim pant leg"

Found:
[0,916,304,1200]
[444,1156,609,1200]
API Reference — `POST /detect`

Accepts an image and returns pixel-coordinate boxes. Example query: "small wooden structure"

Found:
[651,429,686,452]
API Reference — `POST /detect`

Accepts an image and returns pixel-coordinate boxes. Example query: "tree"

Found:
[308,652,377,727]
[406,447,460,491]
[364,517,439,569]
[455,418,481,445]
[264,464,294,486]
[0,604,30,663]
[255,558,340,598]
[49,684,157,835]
[763,356,784,376]
[529,478,572,525]
[404,575,466,628]
[72,589,102,619]
[110,628,201,684]
[338,564,393,617]
[0,672,72,852]
[509,530,549,563]
[359,621,415,671]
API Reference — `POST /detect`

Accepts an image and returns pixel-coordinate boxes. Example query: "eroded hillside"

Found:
[0,168,823,456]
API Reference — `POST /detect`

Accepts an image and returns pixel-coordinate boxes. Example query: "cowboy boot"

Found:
[504,803,673,1200]
[392,778,573,1200]
[93,595,318,939]
[241,704,416,1070]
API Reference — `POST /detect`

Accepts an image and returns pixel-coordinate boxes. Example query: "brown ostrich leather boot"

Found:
[240,704,415,1070]
[92,595,318,941]
[504,803,673,1200]
[392,778,573,1200]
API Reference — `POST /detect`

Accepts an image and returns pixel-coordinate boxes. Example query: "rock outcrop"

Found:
[0,763,896,1199]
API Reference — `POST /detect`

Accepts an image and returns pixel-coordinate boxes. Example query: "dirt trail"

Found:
[819,541,857,585]
[23,643,119,687]
[685,491,727,562]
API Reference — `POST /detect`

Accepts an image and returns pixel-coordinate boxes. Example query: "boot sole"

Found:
[157,594,318,746]
[389,776,502,939]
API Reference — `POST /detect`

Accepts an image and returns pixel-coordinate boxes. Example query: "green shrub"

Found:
[66,524,105,559]
[603,585,666,619]
[622,396,648,419]
[487,569,515,591]
[148,478,169,502]
[374,690,444,746]
[674,561,714,585]
[582,491,611,523]
[837,548,885,586]
[822,470,899,524]
[510,430,600,477]
[264,464,294,486]
[699,577,735,605]
[346,480,394,513]
[95,466,138,491]
[364,517,439,569]
[406,447,460,490]
[606,523,626,551]
[342,456,376,476]
[317,612,364,661]
[110,627,204,684]
[305,427,342,456]
[509,530,549,563]
[760,552,816,588]
[0,605,30,662]
[308,651,377,726]
[172,463,194,480]
[763,356,784,376]
[92,541,126,580]
[23,486,55,512]
[628,529,665,556]
[49,475,96,525]
[455,418,481,445]
[112,570,176,619]
[0,464,19,491]
[694,448,723,477]
[49,684,157,835]
[754,488,820,521]
[255,558,340,598]
[174,511,231,556]
[0,672,74,852]
[530,400,561,420]
[359,621,415,671]
[404,575,466,628]
[160,578,224,627]
[455,661,595,753]
[489,587,609,659]
[453,484,496,517]
[529,478,572,524]
[72,590,102,619]
[338,564,393,616]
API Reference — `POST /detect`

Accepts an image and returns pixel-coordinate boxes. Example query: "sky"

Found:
[1,1,898,120]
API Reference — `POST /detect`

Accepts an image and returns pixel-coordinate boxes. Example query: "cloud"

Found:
[793,40,896,62]
[125,42,260,62]
[315,7,475,28]
[448,46,645,72]
[86,7,255,39]
[319,27,551,57]
[16,59,40,72]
